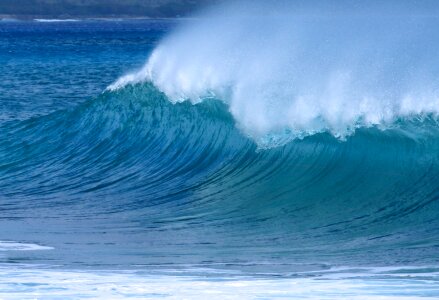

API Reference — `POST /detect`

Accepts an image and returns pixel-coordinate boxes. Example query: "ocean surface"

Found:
[1,5,439,299]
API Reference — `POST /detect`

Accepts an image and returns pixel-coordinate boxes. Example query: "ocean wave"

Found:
[0,241,53,251]
[2,2,439,268]
[0,80,438,268]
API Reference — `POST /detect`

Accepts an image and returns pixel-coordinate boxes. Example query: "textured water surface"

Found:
[1,6,439,298]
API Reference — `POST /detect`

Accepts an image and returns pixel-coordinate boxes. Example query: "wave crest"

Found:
[109,1,439,145]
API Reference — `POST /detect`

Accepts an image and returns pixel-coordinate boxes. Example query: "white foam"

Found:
[109,1,439,145]
[34,19,80,23]
[0,241,53,251]
[0,265,437,299]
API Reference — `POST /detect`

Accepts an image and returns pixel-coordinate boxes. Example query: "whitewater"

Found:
[109,1,439,147]
[0,1,439,299]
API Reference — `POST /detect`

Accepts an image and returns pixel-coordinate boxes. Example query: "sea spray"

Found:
[109,1,439,146]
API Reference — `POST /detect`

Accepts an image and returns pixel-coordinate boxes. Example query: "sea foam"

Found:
[0,241,53,251]
[0,265,437,299]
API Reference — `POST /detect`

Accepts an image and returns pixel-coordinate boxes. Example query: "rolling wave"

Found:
[1,82,439,267]
[1,1,439,273]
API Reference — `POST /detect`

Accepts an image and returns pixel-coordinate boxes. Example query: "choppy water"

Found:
[1,3,439,298]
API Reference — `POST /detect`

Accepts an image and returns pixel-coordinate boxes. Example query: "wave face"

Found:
[2,83,439,270]
[1,4,439,291]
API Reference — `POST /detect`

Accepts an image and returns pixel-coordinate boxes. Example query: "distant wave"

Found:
[34,19,80,23]
[0,241,53,251]
[0,18,20,22]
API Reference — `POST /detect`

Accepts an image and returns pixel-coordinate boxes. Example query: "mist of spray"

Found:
[109,1,439,146]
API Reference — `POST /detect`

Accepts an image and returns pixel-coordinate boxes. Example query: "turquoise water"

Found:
[1,8,439,299]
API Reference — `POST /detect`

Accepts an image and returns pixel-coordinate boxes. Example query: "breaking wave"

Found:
[109,1,439,147]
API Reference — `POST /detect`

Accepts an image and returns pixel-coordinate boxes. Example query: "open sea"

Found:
[1,2,439,298]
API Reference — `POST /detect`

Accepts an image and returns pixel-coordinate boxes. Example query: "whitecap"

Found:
[0,241,53,251]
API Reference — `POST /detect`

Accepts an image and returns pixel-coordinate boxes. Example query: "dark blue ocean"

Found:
[1,9,439,299]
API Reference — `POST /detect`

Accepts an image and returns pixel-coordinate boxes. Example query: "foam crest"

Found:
[109,1,439,144]
[0,241,53,251]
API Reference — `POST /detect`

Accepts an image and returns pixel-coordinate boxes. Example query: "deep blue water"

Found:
[1,18,439,299]
[0,20,173,121]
